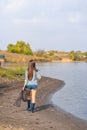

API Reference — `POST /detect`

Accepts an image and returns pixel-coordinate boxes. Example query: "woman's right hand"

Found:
[22,86,25,91]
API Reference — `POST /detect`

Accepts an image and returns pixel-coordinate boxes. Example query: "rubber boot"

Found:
[27,100,31,110]
[31,103,35,113]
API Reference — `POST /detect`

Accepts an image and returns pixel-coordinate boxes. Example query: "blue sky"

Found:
[0,0,87,51]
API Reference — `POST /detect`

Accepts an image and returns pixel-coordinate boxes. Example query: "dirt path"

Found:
[0,76,87,130]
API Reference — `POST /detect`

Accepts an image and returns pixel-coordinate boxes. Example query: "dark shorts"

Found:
[25,85,38,90]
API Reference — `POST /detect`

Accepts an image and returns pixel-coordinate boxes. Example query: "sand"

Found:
[0,76,87,130]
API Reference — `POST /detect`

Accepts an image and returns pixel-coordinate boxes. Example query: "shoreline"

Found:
[0,76,87,130]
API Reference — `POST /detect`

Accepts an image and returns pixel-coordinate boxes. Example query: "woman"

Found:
[22,60,41,113]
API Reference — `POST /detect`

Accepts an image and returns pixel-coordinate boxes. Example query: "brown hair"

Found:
[27,60,36,80]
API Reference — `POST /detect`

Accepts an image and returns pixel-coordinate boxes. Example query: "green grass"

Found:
[0,67,25,80]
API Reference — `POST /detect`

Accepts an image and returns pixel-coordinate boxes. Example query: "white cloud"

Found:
[14,18,40,25]
[68,12,82,24]
[3,0,26,13]
[0,0,87,51]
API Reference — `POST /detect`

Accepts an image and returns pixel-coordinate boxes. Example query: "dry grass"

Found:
[0,50,51,63]
[0,50,34,63]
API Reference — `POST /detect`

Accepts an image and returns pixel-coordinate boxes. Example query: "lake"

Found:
[37,62,87,121]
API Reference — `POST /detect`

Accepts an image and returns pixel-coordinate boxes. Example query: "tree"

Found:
[69,50,80,61]
[84,52,87,57]
[7,44,16,53]
[7,41,33,55]
[35,49,45,57]
[48,50,54,56]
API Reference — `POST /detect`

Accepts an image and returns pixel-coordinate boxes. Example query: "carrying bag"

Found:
[15,92,22,107]
[15,90,27,107]
[21,89,28,102]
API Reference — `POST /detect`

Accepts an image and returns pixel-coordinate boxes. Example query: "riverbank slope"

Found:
[0,76,87,130]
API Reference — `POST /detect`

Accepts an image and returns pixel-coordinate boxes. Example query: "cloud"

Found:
[68,12,83,24]
[2,0,26,13]
[0,0,87,51]
[14,18,41,25]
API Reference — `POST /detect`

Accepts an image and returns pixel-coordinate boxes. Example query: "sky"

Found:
[0,0,87,52]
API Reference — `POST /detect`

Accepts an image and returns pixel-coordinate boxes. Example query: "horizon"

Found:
[0,47,87,53]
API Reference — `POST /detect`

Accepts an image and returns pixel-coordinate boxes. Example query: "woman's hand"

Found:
[22,81,26,91]
[22,86,25,91]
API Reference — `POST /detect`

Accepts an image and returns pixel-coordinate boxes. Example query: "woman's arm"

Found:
[36,70,41,80]
[22,71,28,90]
[22,81,26,90]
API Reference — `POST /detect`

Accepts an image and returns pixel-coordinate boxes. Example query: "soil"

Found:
[0,76,87,130]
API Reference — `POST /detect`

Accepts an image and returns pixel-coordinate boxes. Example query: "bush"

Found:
[7,41,33,55]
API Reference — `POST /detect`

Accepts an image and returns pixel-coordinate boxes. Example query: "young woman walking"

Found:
[22,60,41,113]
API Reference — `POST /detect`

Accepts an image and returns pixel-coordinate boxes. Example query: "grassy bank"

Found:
[0,67,25,80]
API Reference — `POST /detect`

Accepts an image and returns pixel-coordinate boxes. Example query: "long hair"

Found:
[27,60,36,80]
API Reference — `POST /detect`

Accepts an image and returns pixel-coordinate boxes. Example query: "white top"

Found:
[25,70,41,85]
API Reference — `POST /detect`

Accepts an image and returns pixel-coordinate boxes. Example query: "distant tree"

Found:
[48,50,54,56]
[35,49,45,57]
[7,41,33,55]
[84,52,87,57]
[69,50,80,61]
[7,44,17,53]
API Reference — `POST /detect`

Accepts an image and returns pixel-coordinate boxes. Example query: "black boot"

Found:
[27,100,31,110]
[31,103,35,113]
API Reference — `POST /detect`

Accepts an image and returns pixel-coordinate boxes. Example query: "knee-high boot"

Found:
[27,100,31,110]
[31,103,35,113]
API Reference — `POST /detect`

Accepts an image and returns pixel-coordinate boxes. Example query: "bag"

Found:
[15,92,22,107]
[14,90,27,107]
[21,89,27,102]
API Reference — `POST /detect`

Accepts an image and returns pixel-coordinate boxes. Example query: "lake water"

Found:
[37,62,87,121]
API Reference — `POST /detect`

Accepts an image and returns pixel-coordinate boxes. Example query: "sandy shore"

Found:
[0,76,87,130]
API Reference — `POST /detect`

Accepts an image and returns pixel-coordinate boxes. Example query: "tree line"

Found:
[7,41,87,61]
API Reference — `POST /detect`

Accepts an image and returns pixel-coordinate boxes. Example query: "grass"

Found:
[0,67,25,80]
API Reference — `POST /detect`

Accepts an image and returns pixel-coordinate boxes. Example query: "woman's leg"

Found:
[30,89,37,112]
[31,89,37,103]
[26,90,31,109]
[26,90,31,100]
